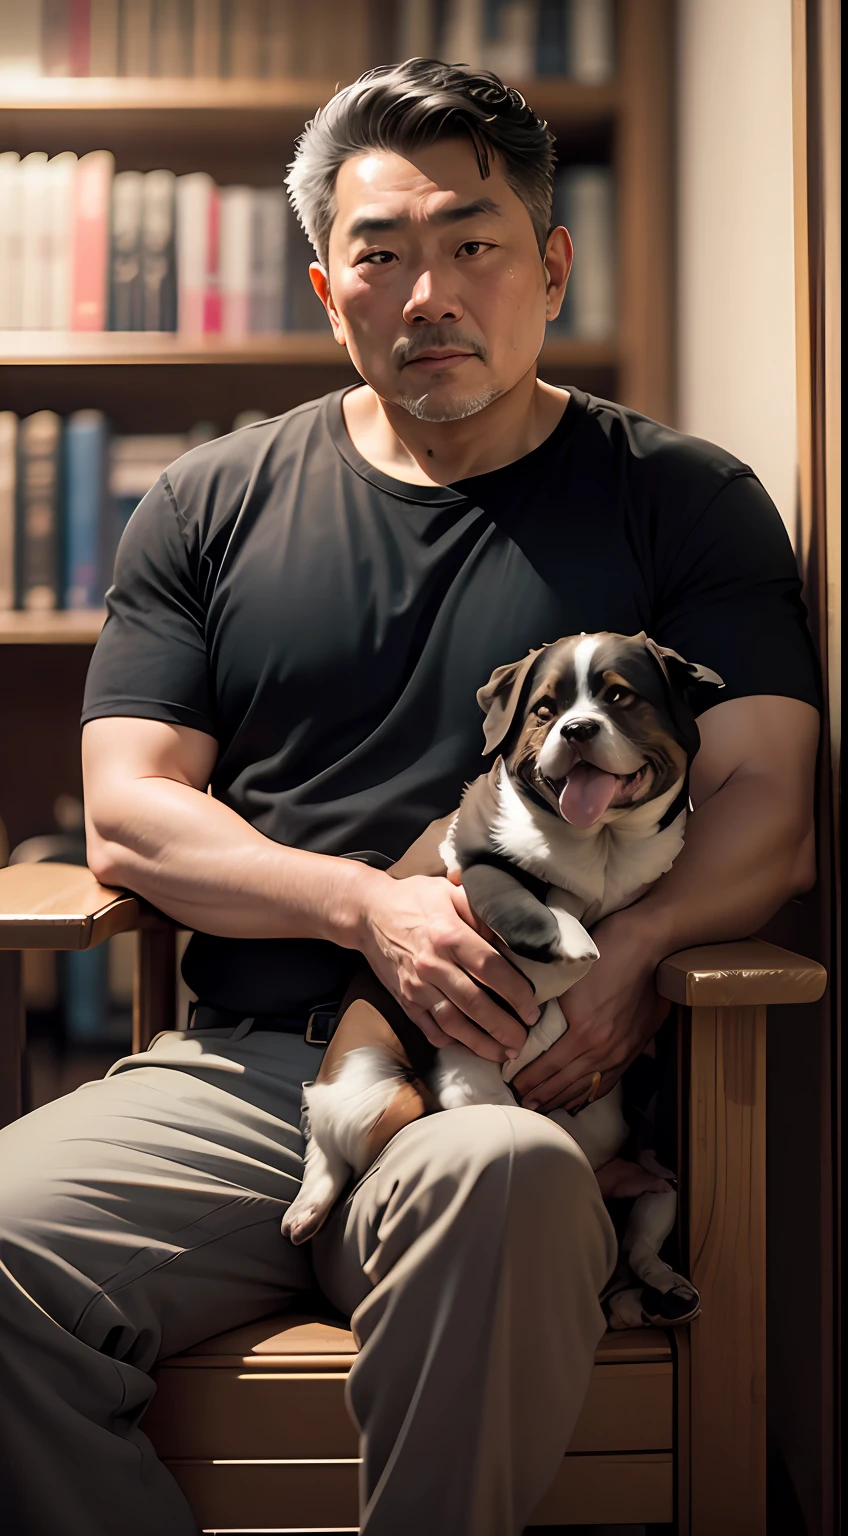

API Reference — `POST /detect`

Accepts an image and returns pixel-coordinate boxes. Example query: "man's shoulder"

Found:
[163,392,335,519]
[580,390,755,507]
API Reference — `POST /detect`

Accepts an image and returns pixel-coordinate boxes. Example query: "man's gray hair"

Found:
[286,57,557,269]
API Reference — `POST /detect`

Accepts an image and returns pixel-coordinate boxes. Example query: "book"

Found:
[151,0,192,77]
[265,0,294,77]
[68,0,91,73]
[0,8,43,77]
[141,168,177,330]
[15,411,63,612]
[396,0,437,59]
[175,170,216,335]
[284,212,327,332]
[535,0,567,77]
[481,0,534,78]
[108,433,189,563]
[120,0,153,75]
[70,149,115,330]
[203,184,222,332]
[19,153,51,330]
[551,164,615,338]
[440,0,483,65]
[567,0,615,84]
[109,169,145,330]
[0,153,22,329]
[250,187,286,332]
[224,0,262,77]
[46,151,77,329]
[192,0,222,75]
[89,0,120,75]
[219,184,253,336]
[42,0,71,75]
[63,409,110,609]
[0,413,17,612]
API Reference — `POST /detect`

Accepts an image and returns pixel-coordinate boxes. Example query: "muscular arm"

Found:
[82,716,378,943]
[512,694,819,1112]
[82,716,535,1056]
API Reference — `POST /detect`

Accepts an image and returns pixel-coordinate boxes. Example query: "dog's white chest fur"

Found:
[441,760,686,928]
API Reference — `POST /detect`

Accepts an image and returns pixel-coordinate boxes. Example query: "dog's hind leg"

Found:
[281,1124,350,1246]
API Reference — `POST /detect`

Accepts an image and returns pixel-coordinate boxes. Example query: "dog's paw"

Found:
[281,1179,338,1246]
[490,903,565,964]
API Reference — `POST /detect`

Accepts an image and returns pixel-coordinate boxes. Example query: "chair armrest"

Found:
[656,938,826,1007]
[0,862,174,950]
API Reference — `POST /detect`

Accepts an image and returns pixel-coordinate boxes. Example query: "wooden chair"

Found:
[0,862,827,1533]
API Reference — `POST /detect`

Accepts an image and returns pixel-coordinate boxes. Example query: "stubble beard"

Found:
[395,386,500,422]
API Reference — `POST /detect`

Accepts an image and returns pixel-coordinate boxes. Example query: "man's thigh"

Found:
[0,1027,324,1367]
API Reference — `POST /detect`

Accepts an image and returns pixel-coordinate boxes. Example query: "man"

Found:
[0,59,819,1536]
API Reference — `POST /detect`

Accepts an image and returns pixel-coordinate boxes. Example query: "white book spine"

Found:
[176,171,215,336]
[47,152,78,330]
[0,153,22,329]
[20,153,50,330]
[0,412,17,612]
[219,185,253,337]
[568,0,615,84]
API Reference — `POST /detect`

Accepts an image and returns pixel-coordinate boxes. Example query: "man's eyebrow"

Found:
[346,198,503,242]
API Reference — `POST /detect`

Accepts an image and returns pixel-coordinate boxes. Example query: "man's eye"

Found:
[458,241,489,257]
[605,686,635,706]
[359,251,396,266]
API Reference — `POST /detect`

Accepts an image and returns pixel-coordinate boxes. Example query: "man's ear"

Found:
[643,635,725,693]
[476,647,544,755]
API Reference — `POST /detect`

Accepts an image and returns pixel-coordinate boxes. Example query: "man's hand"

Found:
[511,906,670,1113]
[356,871,539,1063]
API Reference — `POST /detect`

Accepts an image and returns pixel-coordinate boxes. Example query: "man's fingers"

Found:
[525,1068,616,1115]
[430,996,512,1063]
[448,887,540,1028]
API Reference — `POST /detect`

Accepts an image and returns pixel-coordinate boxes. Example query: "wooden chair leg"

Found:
[0,950,24,1129]
[687,1003,767,1534]
[133,929,177,1052]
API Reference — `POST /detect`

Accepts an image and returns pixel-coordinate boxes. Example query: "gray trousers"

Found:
[0,1021,617,1536]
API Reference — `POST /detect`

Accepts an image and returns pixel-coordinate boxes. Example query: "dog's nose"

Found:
[561,718,601,742]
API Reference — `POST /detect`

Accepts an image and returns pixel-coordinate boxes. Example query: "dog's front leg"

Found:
[429,1044,516,1110]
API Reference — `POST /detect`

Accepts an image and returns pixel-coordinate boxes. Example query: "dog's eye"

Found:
[605,685,635,706]
[534,699,556,721]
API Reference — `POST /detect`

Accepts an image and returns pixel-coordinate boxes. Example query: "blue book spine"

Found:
[63,410,109,610]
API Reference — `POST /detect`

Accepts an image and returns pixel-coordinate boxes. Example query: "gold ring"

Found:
[585,1071,602,1105]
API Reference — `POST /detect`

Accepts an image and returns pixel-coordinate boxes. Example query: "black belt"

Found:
[187,1000,341,1047]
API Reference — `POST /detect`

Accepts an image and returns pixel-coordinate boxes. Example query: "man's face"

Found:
[318,138,560,422]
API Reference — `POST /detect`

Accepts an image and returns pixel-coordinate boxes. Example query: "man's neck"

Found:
[341,374,570,488]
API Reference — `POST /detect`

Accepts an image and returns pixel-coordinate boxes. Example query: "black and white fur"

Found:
[283,632,722,1324]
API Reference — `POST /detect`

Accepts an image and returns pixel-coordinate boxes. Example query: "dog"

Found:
[282,632,723,1325]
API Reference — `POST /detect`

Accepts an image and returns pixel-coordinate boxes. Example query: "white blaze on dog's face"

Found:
[477,631,724,829]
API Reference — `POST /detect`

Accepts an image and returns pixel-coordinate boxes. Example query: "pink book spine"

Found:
[68,0,91,75]
[202,188,222,334]
[70,152,113,331]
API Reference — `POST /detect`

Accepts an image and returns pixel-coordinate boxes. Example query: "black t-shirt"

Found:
[81,385,820,1014]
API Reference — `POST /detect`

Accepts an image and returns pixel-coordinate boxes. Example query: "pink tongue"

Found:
[558,762,620,827]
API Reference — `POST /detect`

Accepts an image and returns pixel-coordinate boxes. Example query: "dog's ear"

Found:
[476,647,544,756]
[643,635,725,694]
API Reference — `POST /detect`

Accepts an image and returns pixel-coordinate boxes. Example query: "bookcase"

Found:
[0,0,674,1035]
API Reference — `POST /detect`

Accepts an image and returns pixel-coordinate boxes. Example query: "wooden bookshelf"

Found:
[0,612,106,645]
[0,333,616,370]
[0,0,674,858]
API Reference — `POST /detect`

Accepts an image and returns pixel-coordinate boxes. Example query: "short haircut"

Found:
[286,57,557,268]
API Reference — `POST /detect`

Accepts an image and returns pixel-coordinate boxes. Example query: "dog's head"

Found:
[477,631,724,828]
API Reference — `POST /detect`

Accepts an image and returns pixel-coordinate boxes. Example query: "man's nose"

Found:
[403,269,462,325]
[561,718,601,742]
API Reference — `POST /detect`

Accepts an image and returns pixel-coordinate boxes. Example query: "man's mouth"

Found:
[404,351,476,368]
[541,761,651,828]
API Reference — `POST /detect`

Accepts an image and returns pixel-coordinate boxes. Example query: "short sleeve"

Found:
[653,473,821,715]
[81,472,217,736]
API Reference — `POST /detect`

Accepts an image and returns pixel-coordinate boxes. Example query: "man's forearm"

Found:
[86,774,385,945]
[615,769,816,961]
